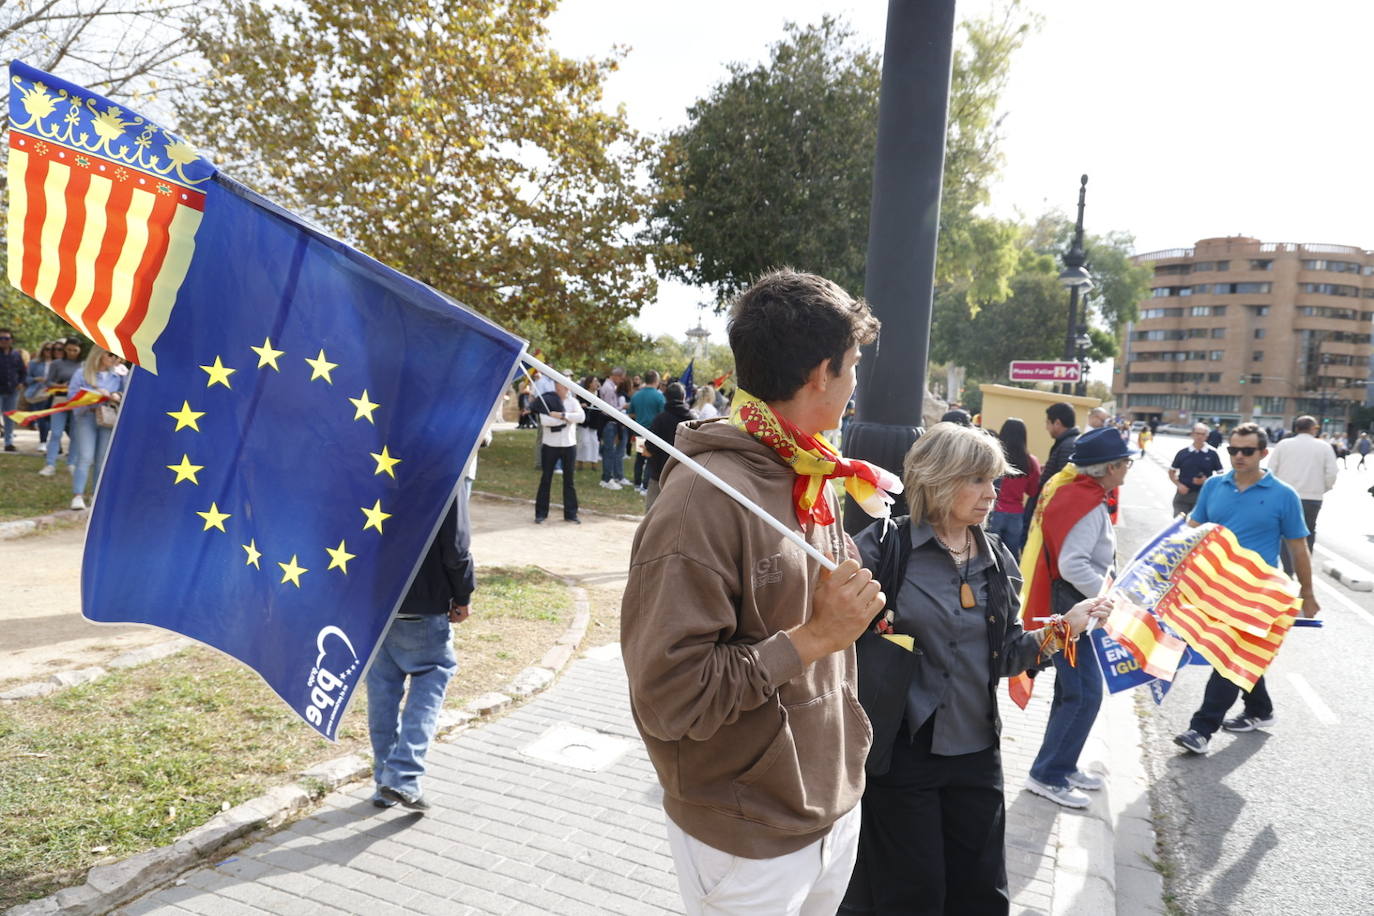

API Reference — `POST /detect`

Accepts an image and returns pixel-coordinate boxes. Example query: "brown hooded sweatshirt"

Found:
[621,420,872,859]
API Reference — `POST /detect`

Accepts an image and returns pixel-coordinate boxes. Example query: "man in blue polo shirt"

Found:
[1169,422,1224,518]
[1174,422,1320,755]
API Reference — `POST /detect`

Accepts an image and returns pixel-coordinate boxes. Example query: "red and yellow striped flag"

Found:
[1105,594,1187,679]
[1156,526,1301,690]
[3,389,108,426]
[7,67,213,373]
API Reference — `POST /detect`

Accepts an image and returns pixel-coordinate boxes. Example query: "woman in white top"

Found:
[67,347,126,510]
[692,384,719,420]
[534,381,586,524]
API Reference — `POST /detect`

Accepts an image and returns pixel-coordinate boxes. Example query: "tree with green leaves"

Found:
[929,220,1151,382]
[179,0,658,363]
[651,5,1034,307]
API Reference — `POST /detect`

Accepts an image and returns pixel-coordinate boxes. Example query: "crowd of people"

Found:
[1,330,128,510]
[518,364,733,521]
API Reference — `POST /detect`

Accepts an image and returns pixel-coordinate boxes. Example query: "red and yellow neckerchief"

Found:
[728,389,902,527]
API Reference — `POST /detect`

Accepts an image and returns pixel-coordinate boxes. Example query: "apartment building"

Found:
[1114,236,1373,432]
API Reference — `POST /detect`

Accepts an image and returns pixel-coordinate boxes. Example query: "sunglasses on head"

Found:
[1227,446,1259,456]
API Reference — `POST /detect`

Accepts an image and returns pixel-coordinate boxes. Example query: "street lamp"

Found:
[1060,174,1093,395]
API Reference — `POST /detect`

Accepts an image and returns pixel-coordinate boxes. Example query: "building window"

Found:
[1300,282,1359,297]
[1154,263,1190,276]
[1191,306,1210,316]
[1208,373,1222,383]
[1211,327,1226,338]
[1298,306,1359,320]
[1254,328,1266,339]
[1302,259,1362,274]
[1210,350,1225,361]
[1250,374,1262,385]
[1256,397,1285,413]
[1250,259,1273,271]
[1140,307,1183,319]
[1253,350,1264,361]
[1247,305,1270,316]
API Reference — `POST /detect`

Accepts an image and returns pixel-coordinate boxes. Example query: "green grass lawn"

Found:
[0,452,77,521]
[0,566,572,909]
[476,427,647,517]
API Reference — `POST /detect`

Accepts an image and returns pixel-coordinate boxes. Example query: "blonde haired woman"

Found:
[841,423,1107,915]
[691,383,719,420]
[66,346,125,510]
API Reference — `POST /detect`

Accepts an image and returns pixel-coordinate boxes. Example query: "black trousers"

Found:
[534,444,578,521]
[1189,670,1272,737]
[841,718,1009,916]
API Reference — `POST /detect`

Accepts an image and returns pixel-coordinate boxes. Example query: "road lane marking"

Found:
[1286,673,1339,726]
[1314,580,1374,626]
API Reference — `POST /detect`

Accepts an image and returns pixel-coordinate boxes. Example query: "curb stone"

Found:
[0,507,86,541]
[1323,559,1373,591]
[1048,687,1164,915]
[471,488,644,523]
[4,586,590,916]
[0,638,192,702]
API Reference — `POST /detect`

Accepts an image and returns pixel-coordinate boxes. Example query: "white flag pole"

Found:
[520,352,839,572]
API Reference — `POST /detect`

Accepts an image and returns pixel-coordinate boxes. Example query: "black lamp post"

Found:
[1059,175,1093,395]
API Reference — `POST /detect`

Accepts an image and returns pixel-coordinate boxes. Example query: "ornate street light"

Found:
[1060,175,1093,394]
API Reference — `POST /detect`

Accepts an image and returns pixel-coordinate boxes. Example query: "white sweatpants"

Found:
[664,803,861,916]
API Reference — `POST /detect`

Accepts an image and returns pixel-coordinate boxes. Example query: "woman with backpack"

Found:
[842,422,1107,914]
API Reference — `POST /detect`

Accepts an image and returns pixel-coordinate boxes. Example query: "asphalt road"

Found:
[1129,433,1374,916]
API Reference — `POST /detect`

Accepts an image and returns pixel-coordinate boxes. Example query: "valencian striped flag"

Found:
[8,65,210,374]
[7,62,526,739]
[1107,516,1302,691]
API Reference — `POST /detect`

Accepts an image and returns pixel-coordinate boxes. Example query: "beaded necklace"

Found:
[932,526,977,609]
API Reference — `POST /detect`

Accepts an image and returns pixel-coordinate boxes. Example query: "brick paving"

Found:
[120,645,1081,915]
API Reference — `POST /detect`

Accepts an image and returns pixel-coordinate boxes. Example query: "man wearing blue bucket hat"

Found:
[1024,426,1133,808]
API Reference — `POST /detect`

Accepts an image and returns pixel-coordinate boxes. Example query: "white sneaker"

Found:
[70,494,86,511]
[617,478,632,487]
[1067,769,1105,791]
[1025,777,1091,809]
[37,464,55,477]
[67,464,74,475]
[600,480,621,490]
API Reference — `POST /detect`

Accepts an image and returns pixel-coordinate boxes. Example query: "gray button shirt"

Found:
[896,522,997,755]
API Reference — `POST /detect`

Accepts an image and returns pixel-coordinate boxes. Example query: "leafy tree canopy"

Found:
[652,4,1034,307]
[930,219,1150,381]
[180,0,659,363]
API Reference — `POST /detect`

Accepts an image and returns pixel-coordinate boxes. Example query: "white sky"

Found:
[548,0,1374,360]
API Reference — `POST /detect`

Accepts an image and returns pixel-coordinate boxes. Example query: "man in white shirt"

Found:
[1267,415,1338,573]
[535,380,586,524]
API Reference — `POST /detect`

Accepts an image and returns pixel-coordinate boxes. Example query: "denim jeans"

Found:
[1189,671,1271,738]
[45,408,69,467]
[1028,640,1103,788]
[366,614,457,798]
[0,391,15,446]
[985,510,1025,560]
[70,411,114,496]
[600,421,624,481]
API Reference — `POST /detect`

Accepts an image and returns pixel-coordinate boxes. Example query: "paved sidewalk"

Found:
[117,639,1150,916]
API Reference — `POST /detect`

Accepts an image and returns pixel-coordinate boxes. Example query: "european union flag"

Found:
[8,63,525,739]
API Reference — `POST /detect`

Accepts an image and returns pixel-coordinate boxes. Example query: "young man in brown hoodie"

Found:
[622,269,887,914]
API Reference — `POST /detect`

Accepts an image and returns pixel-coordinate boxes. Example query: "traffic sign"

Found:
[1008,360,1082,383]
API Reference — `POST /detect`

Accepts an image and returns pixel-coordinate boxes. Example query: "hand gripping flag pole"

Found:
[520,353,840,573]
